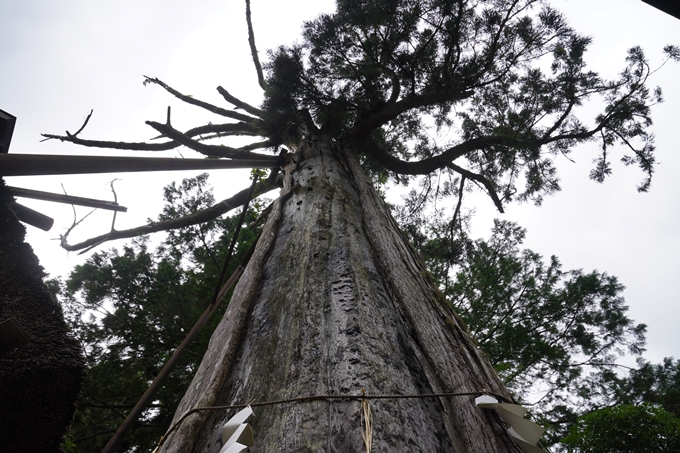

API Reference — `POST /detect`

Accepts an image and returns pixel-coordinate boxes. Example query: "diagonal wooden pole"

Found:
[100,176,260,453]
[0,154,278,176]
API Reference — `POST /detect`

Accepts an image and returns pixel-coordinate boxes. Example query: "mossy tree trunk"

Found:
[161,134,520,453]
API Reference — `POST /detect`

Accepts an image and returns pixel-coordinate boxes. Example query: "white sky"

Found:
[1,0,678,365]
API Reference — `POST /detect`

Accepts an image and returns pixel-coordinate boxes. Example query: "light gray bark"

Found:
[161,133,523,452]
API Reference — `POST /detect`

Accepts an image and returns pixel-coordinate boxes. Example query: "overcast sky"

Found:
[2,0,678,366]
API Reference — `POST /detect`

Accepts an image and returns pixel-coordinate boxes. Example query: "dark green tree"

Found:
[617,358,680,417]
[44,0,678,451]
[405,214,680,448]
[453,221,645,390]
[55,174,262,452]
[561,403,680,453]
[424,219,647,441]
[559,358,680,451]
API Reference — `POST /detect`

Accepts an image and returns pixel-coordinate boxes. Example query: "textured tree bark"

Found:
[0,179,85,452]
[160,133,523,453]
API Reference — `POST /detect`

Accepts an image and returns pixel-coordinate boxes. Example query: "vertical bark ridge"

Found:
[160,160,296,453]
[341,145,522,452]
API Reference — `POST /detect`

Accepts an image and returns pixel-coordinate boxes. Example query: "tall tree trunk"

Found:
[161,133,521,452]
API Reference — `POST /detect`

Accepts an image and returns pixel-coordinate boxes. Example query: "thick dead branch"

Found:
[143,76,263,124]
[363,121,608,178]
[145,121,274,159]
[1,154,280,177]
[216,86,263,117]
[60,172,280,252]
[245,0,269,91]
[42,123,260,151]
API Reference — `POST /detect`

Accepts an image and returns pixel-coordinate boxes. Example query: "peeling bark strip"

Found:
[162,136,522,453]
[160,161,296,452]
[342,147,518,451]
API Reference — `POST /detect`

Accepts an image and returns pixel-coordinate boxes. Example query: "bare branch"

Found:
[196,224,220,270]
[60,206,98,251]
[42,122,260,151]
[450,175,466,237]
[145,121,275,159]
[143,76,263,124]
[245,0,269,91]
[60,172,280,252]
[216,86,263,117]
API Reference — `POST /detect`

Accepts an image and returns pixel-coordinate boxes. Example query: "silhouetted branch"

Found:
[451,175,466,236]
[246,0,269,91]
[59,184,97,250]
[69,109,94,138]
[143,76,263,124]
[42,123,260,151]
[348,89,474,140]
[145,121,276,160]
[216,86,264,117]
[60,171,280,252]
[363,134,510,175]
[446,162,504,213]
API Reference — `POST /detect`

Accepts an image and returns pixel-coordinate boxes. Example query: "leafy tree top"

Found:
[43,0,678,250]
[263,0,678,203]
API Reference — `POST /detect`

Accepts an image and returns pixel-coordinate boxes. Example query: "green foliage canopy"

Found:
[450,219,645,397]
[561,403,680,453]
[263,0,678,209]
[44,0,678,253]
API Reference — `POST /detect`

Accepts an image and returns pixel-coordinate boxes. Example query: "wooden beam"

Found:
[11,203,54,231]
[8,186,128,212]
[0,154,279,176]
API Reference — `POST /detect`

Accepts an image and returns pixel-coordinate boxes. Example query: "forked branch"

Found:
[145,121,276,160]
[446,163,504,213]
[217,86,264,117]
[60,171,280,252]
[143,76,263,124]
[363,134,511,175]
[42,122,261,151]
[69,109,94,138]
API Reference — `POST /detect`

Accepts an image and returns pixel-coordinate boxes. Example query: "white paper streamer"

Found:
[475,395,545,453]
[219,406,255,453]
